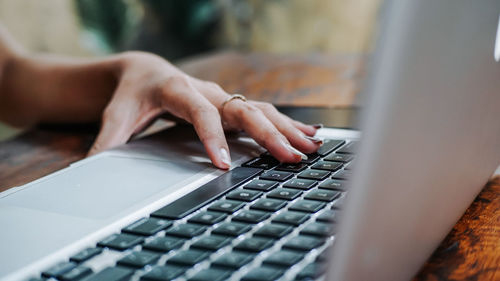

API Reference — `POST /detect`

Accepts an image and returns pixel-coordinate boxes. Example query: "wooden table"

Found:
[0,52,498,280]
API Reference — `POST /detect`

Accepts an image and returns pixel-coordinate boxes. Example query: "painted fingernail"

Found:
[283,142,308,160]
[312,124,324,129]
[220,147,231,168]
[304,135,324,144]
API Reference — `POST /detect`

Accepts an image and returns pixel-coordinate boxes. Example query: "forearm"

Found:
[0,53,121,126]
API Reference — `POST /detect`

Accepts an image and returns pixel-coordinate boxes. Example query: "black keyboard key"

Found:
[70,247,102,263]
[143,236,185,252]
[295,263,326,280]
[282,236,324,251]
[212,252,254,269]
[59,266,92,281]
[226,189,262,202]
[301,153,320,164]
[243,156,279,170]
[167,249,210,266]
[331,169,352,180]
[232,210,270,224]
[317,139,345,156]
[260,170,293,182]
[208,200,245,213]
[318,179,346,191]
[250,198,287,212]
[311,161,343,172]
[305,189,341,202]
[97,233,143,251]
[272,211,310,226]
[188,268,232,281]
[267,188,302,200]
[212,222,251,237]
[82,267,133,281]
[298,169,330,180]
[316,209,339,223]
[191,236,231,251]
[117,251,160,268]
[323,153,353,163]
[336,141,358,154]
[234,237,274,252]
[241,266,285,281]
[122,217,172,236]
[263,250,304,267]
[254,224,293,239]
[300,222,336,237]
[289,200,326,213]
[140,265,184,281]
[152,167,262,219]
[283,178,317,190]
[42,262,76,278]
[244,179,278,191]
[188,211,227,225]
[165,224,207,238]
[275,162,308,173]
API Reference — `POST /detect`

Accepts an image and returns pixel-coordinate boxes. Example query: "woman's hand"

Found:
[88,52,323,169]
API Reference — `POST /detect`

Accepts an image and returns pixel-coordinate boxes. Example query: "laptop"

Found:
[1,0,500,280]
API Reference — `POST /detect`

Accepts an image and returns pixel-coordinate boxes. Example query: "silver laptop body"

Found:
[1,0,500,280]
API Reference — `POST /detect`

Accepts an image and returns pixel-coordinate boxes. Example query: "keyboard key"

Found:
[272,211,310,226]
[300,222,336,237]
[226,189,262,202]
[331,197,345,209]
[82,267,133,281]
[188,211,227,225]
[317,139,345,156]
[316,209,339,223]
[42,262,76,278]
[275,162,308,173]
[331,170,352,180]
[212,252,254,269]
[122,217,172,236]
[344,160,356,170]
[243,156,279,170]
[97,233,143,251]
[143,236,184,252]
[289,200,326,213]
[141,265,184,281]
[260,170,293,182]
[250,198,287,212]
[263,250,304,267]
[59,266,92,281]
[188,268,232,281]
[241,266,285,281]
[301,153,321,164]
[282,236,324,251]
[212,222,251,237]
[151,167,262,219]
[323,153,353,163]
[244,179,278,191]
[305,189,341,202]
[234,237,274,252]
[208,200,245,213]
[167,249,210,266]
[316,247,331,262]
[319,179,346,191]
[117,251,160,268]
[191,236,231,251]
[70,247,102,263]
[295,263,326,280]
[298,169,330,180]
[283,178,317,190]
[311,161,343,172]
[165,223,207,238]
[267,188,302,200]
[254,224,293,239]
[336,141,358,154]
[232,210,270,224]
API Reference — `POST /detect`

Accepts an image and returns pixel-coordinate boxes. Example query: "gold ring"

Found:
[221,94,247,113]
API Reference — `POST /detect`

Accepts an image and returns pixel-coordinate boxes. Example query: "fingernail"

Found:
[312,124,323,129]
[282,141,308,160]
[304,135,324,144]
[220,147,231,168]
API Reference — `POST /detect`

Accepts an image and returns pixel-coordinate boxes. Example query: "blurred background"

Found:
[0,0,381,140]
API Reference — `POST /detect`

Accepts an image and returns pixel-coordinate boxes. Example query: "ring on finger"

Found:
[220,94,247,123]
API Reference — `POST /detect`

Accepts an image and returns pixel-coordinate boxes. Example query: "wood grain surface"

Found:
[0,52,498,280]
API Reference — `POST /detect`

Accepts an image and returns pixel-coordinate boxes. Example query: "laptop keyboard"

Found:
[31,139,357,281]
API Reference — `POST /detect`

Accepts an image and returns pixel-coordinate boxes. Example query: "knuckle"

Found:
[238,102,260,116]
[190,103,218,119]
[165,75,192,90]
[205,81,223,92]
